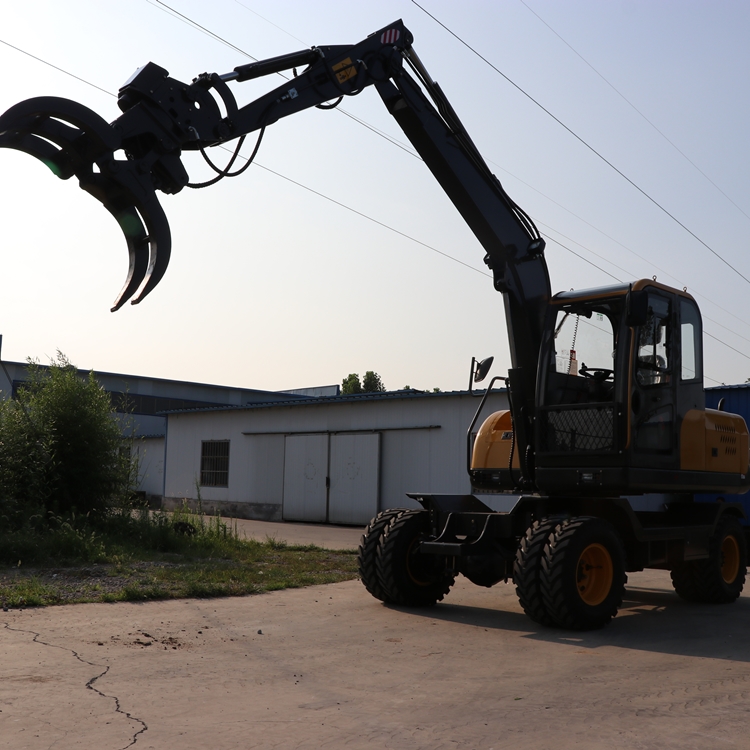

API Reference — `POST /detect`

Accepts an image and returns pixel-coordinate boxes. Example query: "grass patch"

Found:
[0,505,358,607]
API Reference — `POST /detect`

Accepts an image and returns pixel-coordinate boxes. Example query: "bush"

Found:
[0,353,135,524]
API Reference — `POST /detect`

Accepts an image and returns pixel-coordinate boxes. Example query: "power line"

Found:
[517,0,750,225]
[151,0,251,59]
[495,160,750,335]
[249,159,490,278]
[233,0,307,45]
[409,0,750,288]
[542,224,750,348]
[0,38,114,98]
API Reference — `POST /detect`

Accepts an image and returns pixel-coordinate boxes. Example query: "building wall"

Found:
[162,391,509,523]
[133,436,165,501]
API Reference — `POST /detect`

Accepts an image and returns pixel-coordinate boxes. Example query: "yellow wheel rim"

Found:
[576,543,614,606]
[721,535,741,585]
[406,537,432,586]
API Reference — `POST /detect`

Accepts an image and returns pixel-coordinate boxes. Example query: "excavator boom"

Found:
[0,19,547,476]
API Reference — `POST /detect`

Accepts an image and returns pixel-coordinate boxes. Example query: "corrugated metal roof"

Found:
[159,388,507,416]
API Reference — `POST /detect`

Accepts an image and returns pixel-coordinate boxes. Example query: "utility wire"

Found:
[495,160,750,335]
[409,0,750,287]
[0,38,114,97]
[518,0,750,224]
[541,222,750,347]
[152,0,250,58]
[233,0,307,45]
[250,159,491,278]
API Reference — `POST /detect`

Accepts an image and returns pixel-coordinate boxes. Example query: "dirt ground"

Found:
[3,547,750,750]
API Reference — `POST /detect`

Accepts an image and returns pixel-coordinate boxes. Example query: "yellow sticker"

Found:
[332,57,357,84]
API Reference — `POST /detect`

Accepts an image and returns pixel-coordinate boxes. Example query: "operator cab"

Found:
[531,279,749,496]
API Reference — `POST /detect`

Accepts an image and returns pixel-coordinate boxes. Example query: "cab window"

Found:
[680,298,702,382]
[545,302,619,406]
[636,295,671,387]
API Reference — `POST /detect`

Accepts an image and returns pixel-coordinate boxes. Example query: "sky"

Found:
[1,1,749,392]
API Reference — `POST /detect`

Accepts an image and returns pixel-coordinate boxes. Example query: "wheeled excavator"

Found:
[1,20,747,629]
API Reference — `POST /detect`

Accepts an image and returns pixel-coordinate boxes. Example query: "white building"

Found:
[162,389,509,525]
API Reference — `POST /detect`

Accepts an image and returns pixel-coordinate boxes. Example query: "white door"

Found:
[328,433,380,525]
[283,434,328,522]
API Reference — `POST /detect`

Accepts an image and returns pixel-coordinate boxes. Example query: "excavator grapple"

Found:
[0,96,170,311]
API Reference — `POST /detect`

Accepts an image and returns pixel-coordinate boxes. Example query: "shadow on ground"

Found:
[389,580,750,662]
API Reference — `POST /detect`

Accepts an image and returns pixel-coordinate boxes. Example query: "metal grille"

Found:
[541,407,614,453]
[201,440,230,486]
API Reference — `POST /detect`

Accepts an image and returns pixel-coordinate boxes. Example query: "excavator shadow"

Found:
[386,583,750,663]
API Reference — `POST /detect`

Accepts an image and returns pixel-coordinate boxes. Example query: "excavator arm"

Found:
[0,19,549,481]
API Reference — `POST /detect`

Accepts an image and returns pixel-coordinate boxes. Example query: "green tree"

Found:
[0,353,135,523]
[342,373,363,394]
[362,371,385,393]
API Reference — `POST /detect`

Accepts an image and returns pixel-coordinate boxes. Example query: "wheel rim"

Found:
[721,534,741,584]
[406,537,434,587]
[576,543,613,606]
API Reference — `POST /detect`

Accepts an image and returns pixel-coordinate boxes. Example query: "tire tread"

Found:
[376,510,454,607]
[357,509,404,602]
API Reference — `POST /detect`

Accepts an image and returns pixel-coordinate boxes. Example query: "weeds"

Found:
[0,501,359,607]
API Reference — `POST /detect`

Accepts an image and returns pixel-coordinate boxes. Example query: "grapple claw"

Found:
[0,96,172,310]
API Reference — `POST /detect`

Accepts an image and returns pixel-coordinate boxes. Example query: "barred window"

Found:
[201,440,230,487]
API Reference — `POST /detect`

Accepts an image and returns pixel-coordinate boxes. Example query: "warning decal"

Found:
[332,57,357,84]
[380,28,401,45]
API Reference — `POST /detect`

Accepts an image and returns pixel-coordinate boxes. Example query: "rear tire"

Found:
[376,510,455,606]
[670,515,747,603]
[358,509,405,601]
[514,517,561,626]
[540,516,626,630]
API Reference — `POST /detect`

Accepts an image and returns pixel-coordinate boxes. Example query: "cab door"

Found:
[630,290,679,469]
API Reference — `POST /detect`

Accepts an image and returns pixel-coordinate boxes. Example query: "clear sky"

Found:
[1,1,749,392]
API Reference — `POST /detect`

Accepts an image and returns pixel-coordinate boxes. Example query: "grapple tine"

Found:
[107,206,151,313]
[79,168,172,310]
[0,131,76,179]
[130,199,171,306]
[0,96,119,152]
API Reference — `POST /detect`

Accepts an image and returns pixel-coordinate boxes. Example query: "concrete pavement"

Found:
[227,517,362,550]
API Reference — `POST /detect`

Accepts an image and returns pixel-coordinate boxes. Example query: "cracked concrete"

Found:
[2,525,750,749]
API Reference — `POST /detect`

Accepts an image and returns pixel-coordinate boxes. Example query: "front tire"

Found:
[514,517,561,626]
[376,510,455,606]
[540,516,626,630]
[358,509,405,601]
[671,515,747,603]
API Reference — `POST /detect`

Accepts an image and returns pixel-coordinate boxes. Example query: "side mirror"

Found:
[474,356,494,383]
[626,289,649,327]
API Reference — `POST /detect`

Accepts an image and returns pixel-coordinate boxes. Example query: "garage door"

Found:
[282,433,381,524]
[282,434,328,522]
[329,433,380,525]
